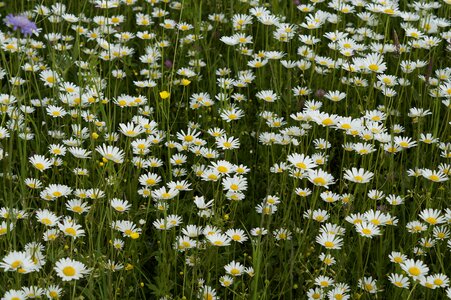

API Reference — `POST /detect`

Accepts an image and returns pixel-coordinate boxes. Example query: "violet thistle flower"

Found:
[315,89,326,99]
[4,14,38,36]
[164,59,173,68]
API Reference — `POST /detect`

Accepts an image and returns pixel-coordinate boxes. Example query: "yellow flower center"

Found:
[394,281,404,287]
[425,217,437,224]
[313,177,327,185]
[371,219,381,226]
[322,118,333,126]
[11,260,22,269]
[384,8,394,14]
[41,218,52,225]
[238,37,247,43]
[208,174,218,180]
[35,163,45,170]
[295,162,307,169]
[387,147,397,153]
[413,225,422,232]
[63,266,76,276]
[324,241,334,248]
[73,206,83,213]
[278,233,287,239]
[230,268,240,275]
[65,228,77,236]
[232,234,241,241]
[368,64,379,71]
[362,228,372,235]
[124,229,133,236]
[354,175,364,182]
[49,291,59,299]
[408,266,421,276]
[217,166,228,173]
[393,257,403,263]
[181,241,191,248]
[146,178,156,186]
[428,175,439,182]
[205,294,213,300]
[230,184,239,191]
[320,281,329,287]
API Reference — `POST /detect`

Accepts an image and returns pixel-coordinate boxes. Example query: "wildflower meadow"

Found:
[0,0,451,299]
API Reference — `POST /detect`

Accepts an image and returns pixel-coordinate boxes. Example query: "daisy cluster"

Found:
[0,0,450,299]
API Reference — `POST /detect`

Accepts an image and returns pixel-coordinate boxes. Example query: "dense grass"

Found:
[0,0,450,299]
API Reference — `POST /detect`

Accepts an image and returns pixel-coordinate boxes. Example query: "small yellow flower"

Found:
[180,79,191,86]
[92,132,99,139]
[125,263,134,271]
[159,91,170,99]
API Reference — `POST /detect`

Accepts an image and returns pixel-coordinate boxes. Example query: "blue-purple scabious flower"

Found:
[4,14,38,36]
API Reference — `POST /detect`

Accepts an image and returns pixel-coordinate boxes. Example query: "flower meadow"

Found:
[0,0,450,299]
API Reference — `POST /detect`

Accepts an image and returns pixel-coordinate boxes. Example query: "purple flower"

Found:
[4,14,38,36]
[164,59,173,68]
